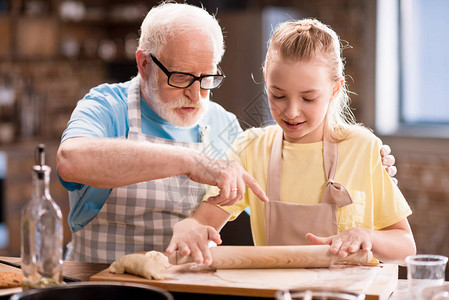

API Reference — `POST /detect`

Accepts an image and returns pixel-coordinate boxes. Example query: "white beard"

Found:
[144,83,209,129]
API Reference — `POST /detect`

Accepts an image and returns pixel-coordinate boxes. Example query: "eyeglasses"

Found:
[150,54,225,90]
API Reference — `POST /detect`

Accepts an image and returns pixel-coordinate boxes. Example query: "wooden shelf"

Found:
[0,16,12,57]
[1,0,151,61]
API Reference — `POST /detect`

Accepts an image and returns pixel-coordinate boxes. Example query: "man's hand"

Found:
[166,218,221,266]
[380,144,398,184]
[186,152,269,206]
[306,228,373,258]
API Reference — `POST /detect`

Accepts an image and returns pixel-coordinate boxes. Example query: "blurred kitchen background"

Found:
[0,0,448,279]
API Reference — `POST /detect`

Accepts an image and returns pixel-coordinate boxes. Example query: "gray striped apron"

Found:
[66,75,210,263]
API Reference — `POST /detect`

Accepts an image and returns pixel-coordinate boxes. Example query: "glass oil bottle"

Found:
[21,144,63,289]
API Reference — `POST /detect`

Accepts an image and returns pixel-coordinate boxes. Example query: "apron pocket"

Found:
[337,190,366,232]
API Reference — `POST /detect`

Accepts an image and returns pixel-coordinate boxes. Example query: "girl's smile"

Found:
[283,120,305,129]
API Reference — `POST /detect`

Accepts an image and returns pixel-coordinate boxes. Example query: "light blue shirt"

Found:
[59,79,242,232]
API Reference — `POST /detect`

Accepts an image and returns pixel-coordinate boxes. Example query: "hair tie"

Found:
[295,23,312,33]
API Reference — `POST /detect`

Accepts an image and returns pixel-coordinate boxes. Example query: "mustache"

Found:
[167,96,205,109]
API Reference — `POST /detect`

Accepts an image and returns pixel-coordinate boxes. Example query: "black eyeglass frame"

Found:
[150,54,225,90]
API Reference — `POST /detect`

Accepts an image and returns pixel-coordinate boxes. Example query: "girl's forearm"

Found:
[370,219,416,263]
[191,202,232,231]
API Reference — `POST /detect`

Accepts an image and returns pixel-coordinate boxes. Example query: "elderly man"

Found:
[57,2,396,263]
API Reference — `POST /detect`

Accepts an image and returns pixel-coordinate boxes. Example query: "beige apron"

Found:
[66,75,210,263]
[265,128,353,245]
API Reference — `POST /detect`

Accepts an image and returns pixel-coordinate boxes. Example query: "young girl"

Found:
[167,18,416,265]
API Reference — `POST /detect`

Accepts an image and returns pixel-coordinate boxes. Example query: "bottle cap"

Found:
[34,144,48,178]
[35,144,45,166]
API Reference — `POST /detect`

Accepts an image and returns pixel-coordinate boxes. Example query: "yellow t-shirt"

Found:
[203,125,412,246]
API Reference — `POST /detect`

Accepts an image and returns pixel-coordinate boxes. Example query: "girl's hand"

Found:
[306,228,373,258]
[166,218,222,266]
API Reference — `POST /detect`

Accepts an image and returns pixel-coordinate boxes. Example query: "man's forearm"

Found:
[57,137,194,188]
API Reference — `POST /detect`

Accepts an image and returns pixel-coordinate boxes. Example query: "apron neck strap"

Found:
[127,75,143,135]
[267,128,283,202]
[322,134,353,207]
[267,127,352,207]
[323,137,337,183]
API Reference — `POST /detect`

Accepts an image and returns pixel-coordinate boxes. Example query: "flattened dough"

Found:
[215,269,319,288]
[215,266,379,291]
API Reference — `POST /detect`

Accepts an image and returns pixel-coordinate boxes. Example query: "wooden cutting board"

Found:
[0,262,23,296]
[90,263,398,300]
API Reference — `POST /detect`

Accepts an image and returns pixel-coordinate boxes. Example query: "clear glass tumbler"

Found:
[406,254,448,300]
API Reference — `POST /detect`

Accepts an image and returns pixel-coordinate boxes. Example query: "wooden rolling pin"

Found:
[166,245,374,269]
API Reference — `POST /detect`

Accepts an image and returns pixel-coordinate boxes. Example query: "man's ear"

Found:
[136,50,151,80]
[331,77,345,100]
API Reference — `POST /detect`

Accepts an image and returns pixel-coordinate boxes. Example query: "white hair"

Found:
[138,2,225,62]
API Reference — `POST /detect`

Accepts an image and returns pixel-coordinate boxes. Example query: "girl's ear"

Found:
[136,50,151,80]
[331,77,345,100]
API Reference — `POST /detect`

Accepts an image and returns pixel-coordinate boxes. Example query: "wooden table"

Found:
[0,256,108,282]
[0,256,409,300]
[0,256,108,299]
